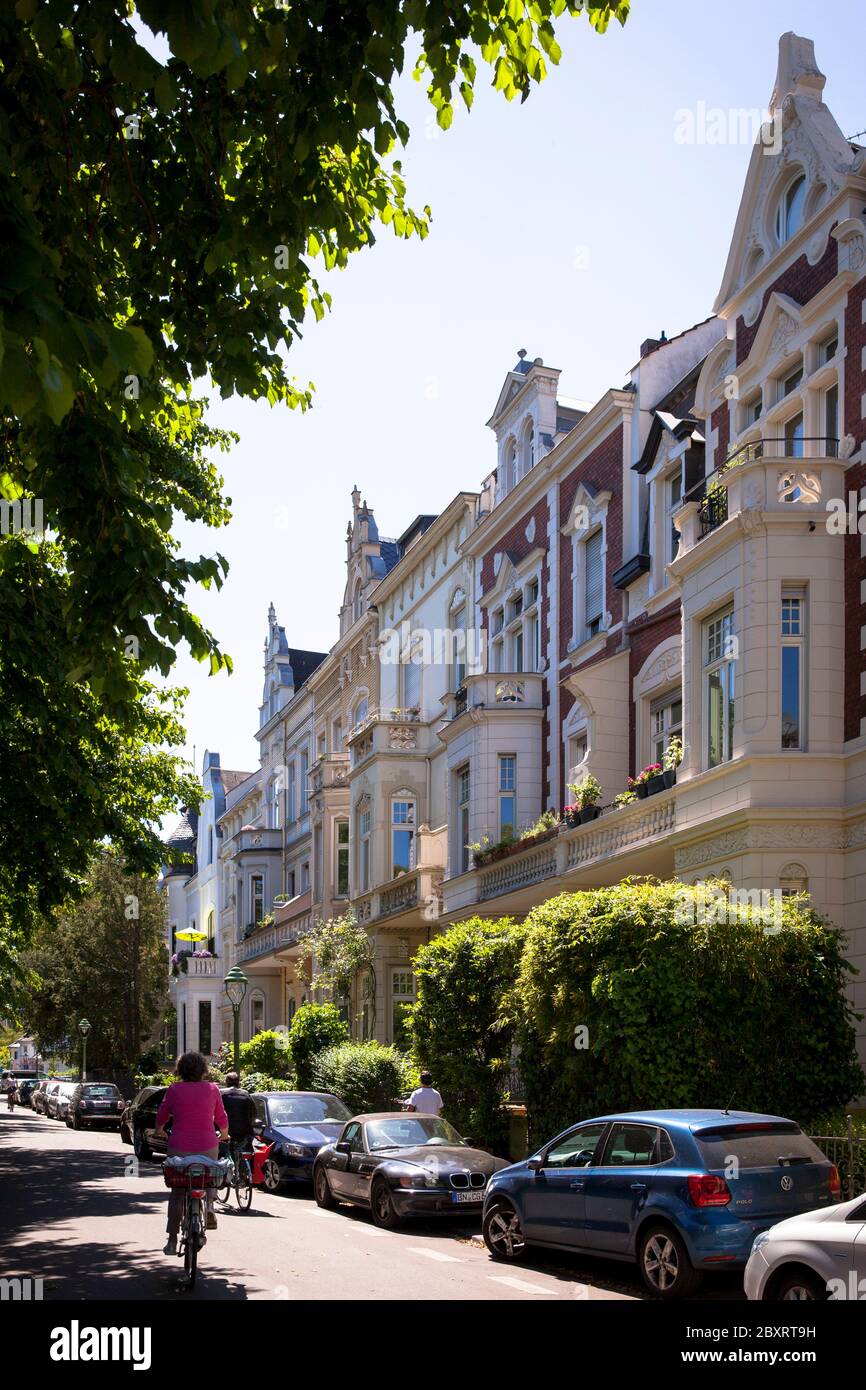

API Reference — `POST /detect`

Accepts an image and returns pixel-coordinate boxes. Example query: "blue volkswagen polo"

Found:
[482,1109,840,1297]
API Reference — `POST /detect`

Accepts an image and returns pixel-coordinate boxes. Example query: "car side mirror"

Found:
[335,1140,352,1156]
[527,1157,544,1173]
[462,1136,474,1147]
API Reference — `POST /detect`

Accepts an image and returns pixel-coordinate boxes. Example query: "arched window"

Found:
[522,419,535,476]
[352,579,364,622]
[391,793,416,877]
[206,909,215,955]
[504,439,517,494]
[776,174,806,244]
[779,862,809,897]
[354,694,369,728]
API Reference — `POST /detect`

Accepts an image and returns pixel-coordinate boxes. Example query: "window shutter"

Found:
[585,530,604,625]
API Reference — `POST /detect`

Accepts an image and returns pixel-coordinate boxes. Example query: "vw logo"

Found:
[780,1175,794,1192]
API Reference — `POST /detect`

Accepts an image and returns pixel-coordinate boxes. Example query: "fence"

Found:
[809,1116,866,1200]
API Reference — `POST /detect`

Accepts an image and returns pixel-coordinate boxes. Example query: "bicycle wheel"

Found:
[183,1201,200,1290]
[235,1162,253,1212]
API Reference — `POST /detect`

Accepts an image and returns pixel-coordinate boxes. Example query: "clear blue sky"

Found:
[164,0,865,779]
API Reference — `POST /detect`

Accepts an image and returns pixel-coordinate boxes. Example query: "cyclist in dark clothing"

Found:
[220,1072,256,1154]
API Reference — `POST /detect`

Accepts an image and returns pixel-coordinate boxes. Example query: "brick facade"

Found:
[626,601,682,772]
[735,233,839,364]
[844,277,866,741]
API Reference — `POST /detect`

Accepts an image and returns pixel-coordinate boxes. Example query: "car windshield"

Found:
[366,1117,464,1151]
[83,1085,119,1098]
[267,1095,351,1126]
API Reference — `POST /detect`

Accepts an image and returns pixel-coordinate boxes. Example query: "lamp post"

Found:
[78,1018,91,1082]
[224,967,248,1073]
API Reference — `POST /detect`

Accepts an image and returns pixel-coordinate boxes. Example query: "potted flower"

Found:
[663,735,683,788]
[614,789,637,808]
[568,774,602,823]
[563,802,581,829]
[628,773,649,800]
[644,762,665,795]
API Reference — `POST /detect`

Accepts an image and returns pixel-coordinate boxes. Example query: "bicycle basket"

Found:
[162,1156,231,1190]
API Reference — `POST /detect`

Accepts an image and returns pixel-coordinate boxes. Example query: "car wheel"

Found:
[773,1269,827,1302]
[639,1224,701,1299]
[483,1202,527,1261]
[370,1180,402,1230]
[133,1126,152,1162]
[314,1165,337,1210]
[262,1157,284,1193]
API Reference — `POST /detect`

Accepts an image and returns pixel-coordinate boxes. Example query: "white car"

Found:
[744,1192,866,1300]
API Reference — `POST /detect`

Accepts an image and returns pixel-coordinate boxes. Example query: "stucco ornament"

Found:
[495,680,524,704]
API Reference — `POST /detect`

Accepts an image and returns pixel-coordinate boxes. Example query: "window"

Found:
[783,411,804,460]
[781,591,806,750]
[391,970,416,1050]
[299,748,309,813]
[251,875,264,926]
[499,755,516,839]
[776,173,806,244]
[335,819,349,897]
[354,695,369,728]
[352,581,363,622]
[286,763,296,823]
[584,529,604,640]
[651,690,683,766]
[666,469,683,563]
[824,383,839,456]
[743,391,762,426]
[522,421,535,476]
[358,804,371,892]
[401,649,421,710]
[300,860,310,892]
[451,593,468,690]
[332,718,343,752]
[250,995,264,1037]
[568,733,588,772]
[317,732,326,758]
[820,332,838,364]
[779,863,809,897]
[544,1123,607,1168]
[600,1123,661,1167]
[207,827,213,866]
[781,363,803,399]
[206,908,215,956]
[198,1001,212,1056]
[286,868,296,900]
[704,609,735,768]
[504,439,517,493]
[513,625,524,673]
[391,798,415,877]
[457,766,471,874]
[314,824,323,902]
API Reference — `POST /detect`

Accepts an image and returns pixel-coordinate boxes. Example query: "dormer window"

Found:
[775,174,806,244]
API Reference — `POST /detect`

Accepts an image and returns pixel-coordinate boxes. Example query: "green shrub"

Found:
[408,916,529,1150]
[311,1041,417,1115]
[133,1071,174,1089]
[238,1029,292,1079]
[288,1003,349,1088]
[516,879,864,1145]
[240,1071,295,1093]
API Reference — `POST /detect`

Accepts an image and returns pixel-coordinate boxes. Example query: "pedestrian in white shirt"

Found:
[406,1072,443,1116]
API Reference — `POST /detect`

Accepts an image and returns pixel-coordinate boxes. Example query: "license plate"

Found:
[451,1189,484,1203]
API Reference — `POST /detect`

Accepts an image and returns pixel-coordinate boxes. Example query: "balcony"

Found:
[443,789,677,915]
[171,954,219,979]
[348,708,435,766]
[354,866,445,928]
[310,753,349,793]
[238,914,312,964]
[442,670,544,722]
[674,439,846,561]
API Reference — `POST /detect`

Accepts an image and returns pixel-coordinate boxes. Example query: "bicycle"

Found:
[163,1156,229,1290]
[216,1139,254,1212]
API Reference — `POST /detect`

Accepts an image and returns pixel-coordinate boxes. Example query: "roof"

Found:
[582,1108,794,1132]
[352,1111,434,1124]
[220,769,254,794]
[285,647,329,689]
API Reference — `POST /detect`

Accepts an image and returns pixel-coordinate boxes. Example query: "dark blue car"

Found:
[253,1091,352,1191]
[482,1109,840,1298]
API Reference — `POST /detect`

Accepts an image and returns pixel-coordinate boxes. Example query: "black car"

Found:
[15,1079,37,1107]
[65,1082,125,1131]
[120,1085,168,1159]
[313,1113,509,1228]
[31,1080,51,1114]
[252,1091,352,1191]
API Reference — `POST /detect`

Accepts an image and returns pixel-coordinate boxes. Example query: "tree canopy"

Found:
[0,1,629,999]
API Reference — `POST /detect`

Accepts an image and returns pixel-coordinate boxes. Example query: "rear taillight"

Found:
[687,1174,732,1207]
[829,1164,841,1199]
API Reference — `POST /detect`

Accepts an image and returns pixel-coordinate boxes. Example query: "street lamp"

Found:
[224,967,248,1073]
[78,1018,91,1082]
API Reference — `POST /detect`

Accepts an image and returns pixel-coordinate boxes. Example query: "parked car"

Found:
[31,1080,52,1114]
[744,1191,866,1300]
[49,1081,77,1122]
[252,1091,352,1191]
[119,1085,168,1159]
[15,1079,37,1108]
[65,1082,125,1131]
[481,1109,841,1299]
[39,1080,63,1117]
[313,1112,509,1228]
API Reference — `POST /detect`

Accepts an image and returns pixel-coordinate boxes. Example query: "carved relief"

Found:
[389,726,417,751]
[495,680,524,704]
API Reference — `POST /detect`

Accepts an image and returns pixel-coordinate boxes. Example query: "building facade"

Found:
[162,33,866,1077]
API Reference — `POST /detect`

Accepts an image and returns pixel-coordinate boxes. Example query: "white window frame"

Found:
[781,589,807,751]
[583,528,605,642]
[358,801,372,893]
[391,795,416,878]
[335,818,350,898]
[498,755,517,839]
[703,608,736,769]
[450,589,468,691]
[299,746,309,814]
[650,689,683,767]
[251,874,264,926]
[775,172,806,245]
[456,764,471,874]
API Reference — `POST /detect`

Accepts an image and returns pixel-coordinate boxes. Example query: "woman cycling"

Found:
[153,1052,228,1256]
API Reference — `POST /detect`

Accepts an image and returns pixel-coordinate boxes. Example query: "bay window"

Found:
[704,609,735,768]
[391,797,415,877]
[358,803,371,893]
[499,755,517,839]
[335,819,350,897]
[457,766,471,873]
[781,591,806,750]
[651,690,682,766]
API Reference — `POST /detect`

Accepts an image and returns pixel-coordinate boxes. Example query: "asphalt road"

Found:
[0,1107,743,1302]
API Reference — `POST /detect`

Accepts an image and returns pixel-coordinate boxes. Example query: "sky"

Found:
[163,0,866,780]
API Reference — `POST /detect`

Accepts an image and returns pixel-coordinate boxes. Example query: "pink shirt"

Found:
[156,1081,227,1152]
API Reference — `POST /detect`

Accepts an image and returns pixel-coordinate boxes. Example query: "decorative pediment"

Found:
[480,545,545,608]
[741,291,803,369]
[561,482,612,538]
[714,35,860,315]
[633,635,682,700]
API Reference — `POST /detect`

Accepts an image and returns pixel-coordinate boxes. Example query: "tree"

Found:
[0,2,629,987]
[409,916,528,1147]
[296,912,375,1015]
[287,1003,349,1088]
[25,853,170,1073]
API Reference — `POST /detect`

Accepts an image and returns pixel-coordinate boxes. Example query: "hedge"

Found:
[311,1041,417,1115]
[408,916,529,1149]
[516,879,864,1145]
